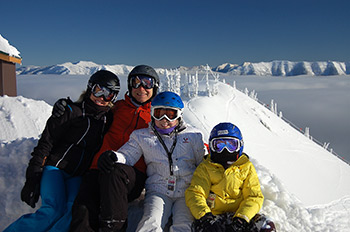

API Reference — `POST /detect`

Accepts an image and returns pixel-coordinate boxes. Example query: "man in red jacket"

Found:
[66,65,160,232]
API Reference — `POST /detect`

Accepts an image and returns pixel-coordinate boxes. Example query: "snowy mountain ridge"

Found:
[16,60,350,76]
[16,61,135,75]
[213,60,350,76]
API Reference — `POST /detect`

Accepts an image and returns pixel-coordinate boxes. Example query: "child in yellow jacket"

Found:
[185,122,276,232]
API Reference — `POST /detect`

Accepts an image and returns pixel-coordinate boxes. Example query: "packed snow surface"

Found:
[1,75,350,231]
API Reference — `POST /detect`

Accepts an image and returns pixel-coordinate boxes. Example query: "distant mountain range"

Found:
[213,60,350,76]
[16,60,350,76]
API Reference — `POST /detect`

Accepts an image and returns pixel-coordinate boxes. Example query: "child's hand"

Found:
[192,212,225,232]
[226,217,249,232]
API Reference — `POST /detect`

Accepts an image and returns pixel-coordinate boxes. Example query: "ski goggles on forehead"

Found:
[151,107,182,122]
[210,137,242,153]
[91,84,117,102]
[130,75,155,89]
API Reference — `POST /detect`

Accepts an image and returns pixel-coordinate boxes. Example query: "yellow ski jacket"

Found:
[185,154,264,222]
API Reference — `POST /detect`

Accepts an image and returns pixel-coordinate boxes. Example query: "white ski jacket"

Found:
[114,123,207,198]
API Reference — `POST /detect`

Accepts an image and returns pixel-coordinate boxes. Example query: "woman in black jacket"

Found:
[4,70,120,232]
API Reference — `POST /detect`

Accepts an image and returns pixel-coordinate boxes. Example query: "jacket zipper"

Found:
[73,115,107,175]
[56,118,91,168]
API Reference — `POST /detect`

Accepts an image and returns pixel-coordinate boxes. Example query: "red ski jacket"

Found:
[90,93,150,173]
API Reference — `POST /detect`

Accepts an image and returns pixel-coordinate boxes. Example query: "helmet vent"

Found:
[217,130,229,136]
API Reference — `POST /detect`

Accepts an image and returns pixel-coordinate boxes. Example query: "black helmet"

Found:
[87,70,120,103]
[127,65,159,103]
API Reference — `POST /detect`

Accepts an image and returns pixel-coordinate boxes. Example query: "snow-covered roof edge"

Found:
[0,34,22,64]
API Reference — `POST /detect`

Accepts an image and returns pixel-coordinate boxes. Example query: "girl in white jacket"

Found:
[98,91,207,232]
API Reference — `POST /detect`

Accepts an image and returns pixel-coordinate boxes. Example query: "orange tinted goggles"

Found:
[151,107,181,122]
[92,84,116,102]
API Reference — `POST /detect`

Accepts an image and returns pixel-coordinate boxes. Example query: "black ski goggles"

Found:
[91,84,117,102]
[130,75,155,89]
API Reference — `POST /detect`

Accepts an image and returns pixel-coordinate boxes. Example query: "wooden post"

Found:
[0,51,21,97]
[0,59,17,96]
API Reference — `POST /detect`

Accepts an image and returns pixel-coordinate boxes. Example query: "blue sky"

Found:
[2,0,350,68]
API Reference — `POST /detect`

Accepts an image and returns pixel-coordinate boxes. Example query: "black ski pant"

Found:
[69,166,146,232]
[99,163,147,231]
[70,170,100,232]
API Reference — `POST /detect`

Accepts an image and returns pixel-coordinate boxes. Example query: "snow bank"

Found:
[0,96,51,142]
[1,79,350,231]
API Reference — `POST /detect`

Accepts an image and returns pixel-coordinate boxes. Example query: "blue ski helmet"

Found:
[151,91,184,121]
[209,122,244,157]
[151,91,184,109]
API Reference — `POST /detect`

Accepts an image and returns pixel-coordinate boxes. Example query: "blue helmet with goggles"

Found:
[87,70,120,103]
[209,122,244,167]
[151,91,184,122]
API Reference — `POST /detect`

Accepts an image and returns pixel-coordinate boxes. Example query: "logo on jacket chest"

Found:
[182,137,190,143]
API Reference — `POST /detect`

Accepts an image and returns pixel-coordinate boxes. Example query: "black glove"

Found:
[226,217,250,232]
[192,212,225,232]
[98,150,118,173]
[52,98,69,118]
[21,172,42,208]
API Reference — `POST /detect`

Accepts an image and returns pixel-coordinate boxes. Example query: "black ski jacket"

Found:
[27,98,113,177]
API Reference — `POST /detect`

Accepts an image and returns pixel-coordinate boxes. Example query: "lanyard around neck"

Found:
[152,126,178,176]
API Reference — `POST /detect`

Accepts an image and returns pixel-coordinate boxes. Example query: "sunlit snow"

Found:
[1,75,350,231]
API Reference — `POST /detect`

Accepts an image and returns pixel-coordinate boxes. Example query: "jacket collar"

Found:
[124,93,151,111]
[127,91,154,107]
[206,153,250,168]
[82,97,110,120]
[150,119,187,136]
